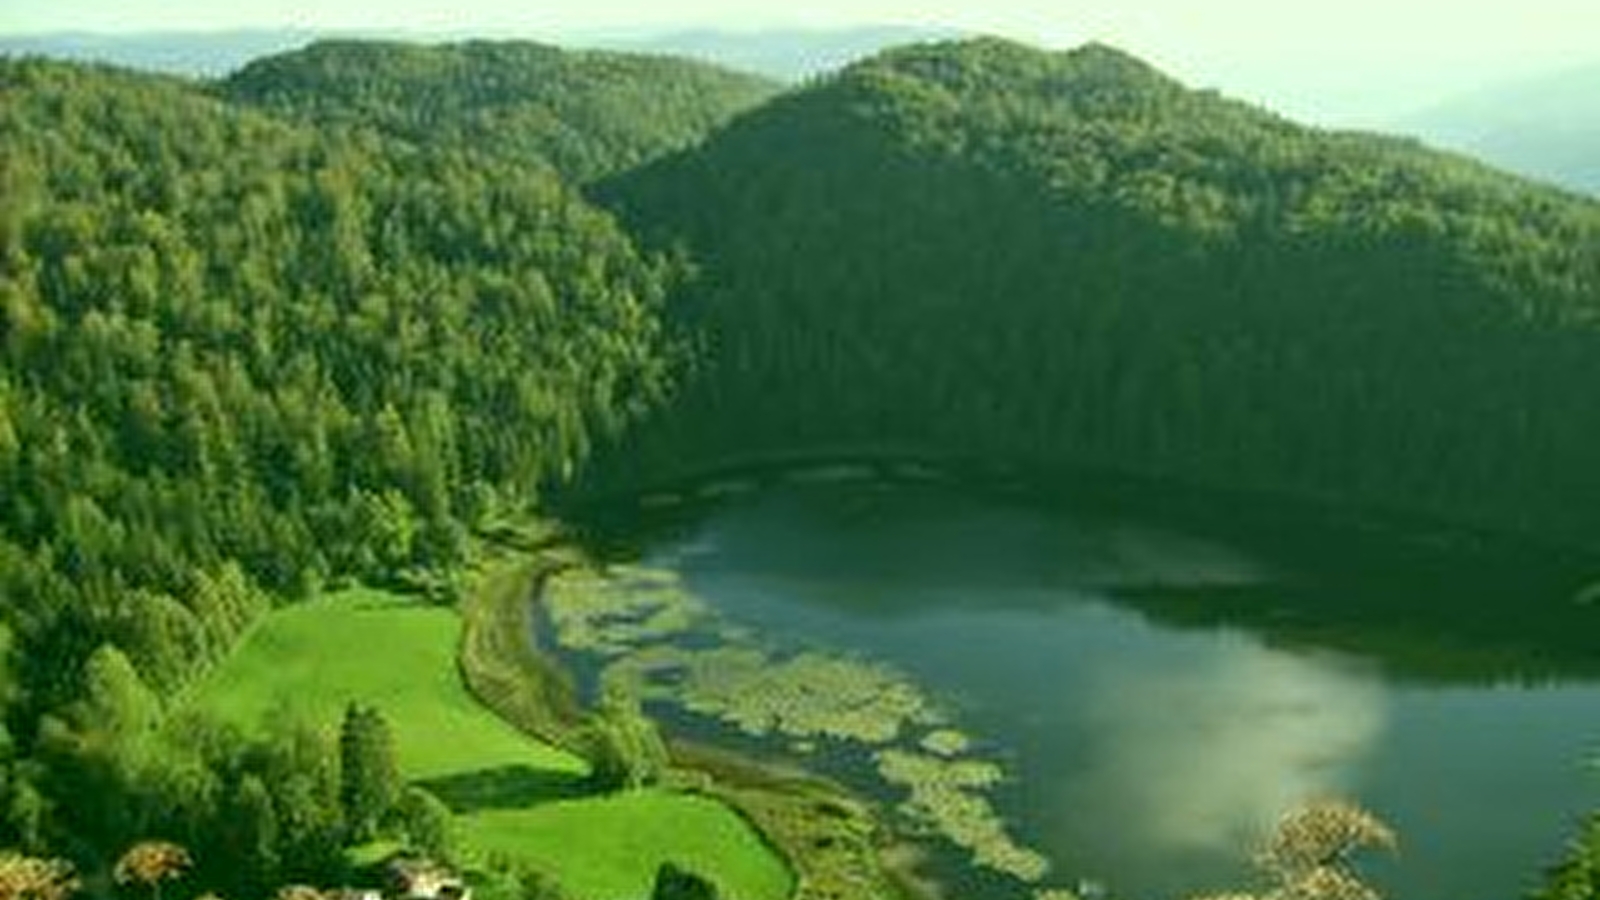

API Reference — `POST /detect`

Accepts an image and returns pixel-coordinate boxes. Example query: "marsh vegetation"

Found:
[557,476,1600,900]
[542,564,1058,892]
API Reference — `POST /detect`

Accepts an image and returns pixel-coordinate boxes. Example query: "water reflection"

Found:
[651,482,1270,610]
[1069,639,1384,859]
[569,474,1600,900]
[646,478,1600,687]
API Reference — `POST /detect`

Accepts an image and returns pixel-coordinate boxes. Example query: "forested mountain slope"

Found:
[6,33,1600,900]
[595,37,1600,551]
[0,55,672,760]
[218,39,781,181]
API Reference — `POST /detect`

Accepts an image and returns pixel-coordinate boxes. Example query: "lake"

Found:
[550,471,1600,900]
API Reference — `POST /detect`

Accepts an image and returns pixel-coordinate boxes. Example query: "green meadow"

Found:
[461,793,795,899]
[184,586,793,900]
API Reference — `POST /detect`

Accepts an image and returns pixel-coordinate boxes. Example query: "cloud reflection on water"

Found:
[1070,636,1386,859]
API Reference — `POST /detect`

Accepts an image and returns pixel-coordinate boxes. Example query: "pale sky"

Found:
[2,0,1597,124]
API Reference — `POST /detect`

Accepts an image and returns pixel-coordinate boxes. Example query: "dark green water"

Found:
[580,474,1600,900]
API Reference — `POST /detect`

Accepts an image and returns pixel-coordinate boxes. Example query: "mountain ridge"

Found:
[593,36,1600,552]
[217,38,781,181]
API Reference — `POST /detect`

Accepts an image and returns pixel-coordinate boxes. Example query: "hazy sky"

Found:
[2,0,1596,123]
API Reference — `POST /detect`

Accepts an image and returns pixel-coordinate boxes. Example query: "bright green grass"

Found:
[185,587,794,900]
[462,792,794,900]
[187,587,583,779]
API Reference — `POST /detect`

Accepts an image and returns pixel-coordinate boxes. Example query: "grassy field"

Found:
[462,793,795,899]
[187,588,583,779]
[184,585,793,900]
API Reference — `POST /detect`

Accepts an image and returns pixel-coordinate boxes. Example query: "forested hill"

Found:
[218,39,781,181]
[595,37,1600,551]
[0,55,672,736]
[4,32,1600,899]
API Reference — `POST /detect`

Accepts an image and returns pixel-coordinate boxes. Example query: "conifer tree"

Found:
[339,704,399,841]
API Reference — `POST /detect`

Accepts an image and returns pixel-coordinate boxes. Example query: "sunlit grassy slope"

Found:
[185,587,793,900]
[188,588,582,778]
[462,793,796,899]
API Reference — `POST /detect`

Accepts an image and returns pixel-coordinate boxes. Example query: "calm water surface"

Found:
[589,476,1600,900]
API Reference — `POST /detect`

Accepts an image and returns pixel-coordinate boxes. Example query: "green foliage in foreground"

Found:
[339,704,402,842]
[1189,799,1397,900]
[1531,814,1600,900]
[581,688,670,793]
[186,586,791,900]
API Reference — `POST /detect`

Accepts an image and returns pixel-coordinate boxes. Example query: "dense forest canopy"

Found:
[593,36,1600,551]
[218,39,781,182]
[0,54,677,863]
[4,31,1600,900]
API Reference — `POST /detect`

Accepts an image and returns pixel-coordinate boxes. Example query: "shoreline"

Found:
[487,458,1600,900]
[556,446,1599,598]
[457,532,948,900]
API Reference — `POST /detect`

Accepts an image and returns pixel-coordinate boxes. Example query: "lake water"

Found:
[564,474,1600,900]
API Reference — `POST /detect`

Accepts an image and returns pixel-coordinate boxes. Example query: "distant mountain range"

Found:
[0,25,958,81]
[0,28,322,76]
[1398,64,1600,195]
[589,25,962,81]
[7,27,1594,197]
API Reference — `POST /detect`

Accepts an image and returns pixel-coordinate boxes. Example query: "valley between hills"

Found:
[1,33,1599,900]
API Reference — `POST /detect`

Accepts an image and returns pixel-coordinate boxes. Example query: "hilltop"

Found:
[595,36,1600,551]
[219,39,781,181]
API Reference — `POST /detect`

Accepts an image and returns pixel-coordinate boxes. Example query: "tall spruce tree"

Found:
[338,704,399,841]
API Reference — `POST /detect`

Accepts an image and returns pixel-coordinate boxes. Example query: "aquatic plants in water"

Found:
[875,749,1050,882]
[608,644,941,744]
[920,729,973,757]
[543,565,707,654]
[542,564,1061,887]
